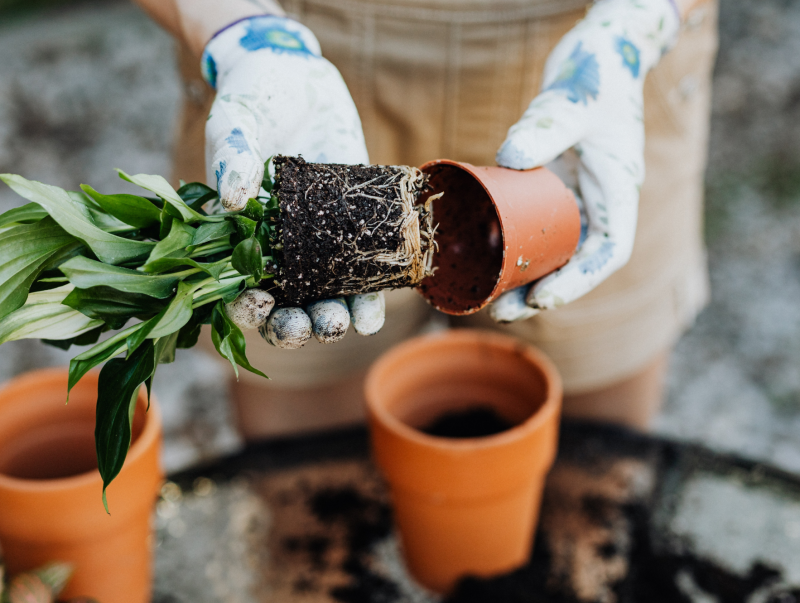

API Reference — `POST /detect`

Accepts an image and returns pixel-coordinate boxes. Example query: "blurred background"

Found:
[1,0,799,474]
[1,1,800,601]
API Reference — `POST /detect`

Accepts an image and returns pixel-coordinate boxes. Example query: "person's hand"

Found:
[202,15,385,347]
[490,0,680,323]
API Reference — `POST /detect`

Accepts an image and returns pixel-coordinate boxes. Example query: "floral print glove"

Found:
[202,16,384,348]
[490,0,681,323]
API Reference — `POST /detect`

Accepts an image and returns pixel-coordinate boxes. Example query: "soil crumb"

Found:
[422,406,516,439]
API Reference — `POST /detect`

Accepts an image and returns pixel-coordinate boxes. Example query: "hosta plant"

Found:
[0,156,435,510]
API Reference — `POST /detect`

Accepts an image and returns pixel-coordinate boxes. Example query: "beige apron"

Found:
[175,0,718,400]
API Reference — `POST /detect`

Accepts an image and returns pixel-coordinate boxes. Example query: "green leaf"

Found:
[0,202,48,229]
[155,331,179,364]
[222,279,248,303]
[231,216,257,240]
[0,285,103,344]
[147,281,195,339]
[241,198,265,222]
[95,341,156,512]
[145,220,195,266]
[141,256,229,280]
[231,237,262,280]
[176,303,213,349]
[0,217,80,320]
[34,562,74,598]
[0,174,154,264]
[192,220,234,248]
[117,171,219,224]
[63,286,164,330]
[210,301,267,380]
[177,181,217,210]
[42,324,106,350]
[125,305,167,355]
[68,325,137,398]
[80,184,161,228]
[261,156,274,192]
[159,207,173,240]
[255,221,271,254]
[60,256,179,299]
[67,191,132,234]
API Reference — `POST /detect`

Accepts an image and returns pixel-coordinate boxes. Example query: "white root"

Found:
[225,289,275,330]
[336,166,439,291]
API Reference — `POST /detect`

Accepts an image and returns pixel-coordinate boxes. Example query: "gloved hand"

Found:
[201,15,386,347]
[490,0,680,323]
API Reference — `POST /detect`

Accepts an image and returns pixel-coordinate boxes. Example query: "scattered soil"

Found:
[421,406,516,439]
[272,156,435,306]
[306,485,399,603]
[446,500,797,603]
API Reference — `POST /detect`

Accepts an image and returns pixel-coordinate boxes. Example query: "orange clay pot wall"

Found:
[365,330,562,593]
[417,160,581,315]
[0,369,163,603]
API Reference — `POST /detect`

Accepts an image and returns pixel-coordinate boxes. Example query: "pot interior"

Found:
[0,383,147,481]
[417,164,503,315]
[379,334,549,441]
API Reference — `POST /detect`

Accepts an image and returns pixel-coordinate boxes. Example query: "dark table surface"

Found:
[153,421,800,603]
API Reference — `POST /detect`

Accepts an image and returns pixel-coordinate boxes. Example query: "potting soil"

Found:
[421,406,516,439]
[271,156,436,306]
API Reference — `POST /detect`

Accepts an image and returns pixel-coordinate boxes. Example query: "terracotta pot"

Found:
[0,369,163,603]
[417,160,581,315]
[365,329,562,593]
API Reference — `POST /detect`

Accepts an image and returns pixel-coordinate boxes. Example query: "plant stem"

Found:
[190,241,232,258]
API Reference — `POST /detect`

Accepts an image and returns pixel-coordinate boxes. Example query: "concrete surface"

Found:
[150,424,800,603]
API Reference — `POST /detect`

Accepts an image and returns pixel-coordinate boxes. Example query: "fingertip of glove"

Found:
[261,307,312,349]
[347,292,386,335]
[489,288,539,322]
[496,140,537,171]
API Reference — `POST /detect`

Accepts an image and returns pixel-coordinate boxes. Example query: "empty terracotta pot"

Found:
[365,329,562,593]
[417,160,581,315]
[0,369,163,603]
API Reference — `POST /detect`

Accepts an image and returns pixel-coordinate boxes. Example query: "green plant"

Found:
[0,561,87,603]
[0,163,278,511]
[0,157,435,510]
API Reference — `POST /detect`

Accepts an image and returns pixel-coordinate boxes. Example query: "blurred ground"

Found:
[654,0,800,471]
[0,0,799,475]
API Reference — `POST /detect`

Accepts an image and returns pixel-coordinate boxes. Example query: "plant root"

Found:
[271,156,438,306]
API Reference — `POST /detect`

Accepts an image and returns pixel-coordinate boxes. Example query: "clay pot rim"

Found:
[0,368,160,493]
[365,329,562,451]
[418,159,510,313]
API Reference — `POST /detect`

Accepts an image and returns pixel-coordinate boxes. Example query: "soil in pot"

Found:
[270,156,437,306]
[421,405,518,439]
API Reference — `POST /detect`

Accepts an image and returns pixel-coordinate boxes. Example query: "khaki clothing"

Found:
[176,1,717,405]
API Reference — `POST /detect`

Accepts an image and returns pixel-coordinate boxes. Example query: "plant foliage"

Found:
[0,160,280,510]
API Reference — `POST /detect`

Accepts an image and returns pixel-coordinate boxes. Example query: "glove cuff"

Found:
[201,16,322,89]
[585,0,681,75]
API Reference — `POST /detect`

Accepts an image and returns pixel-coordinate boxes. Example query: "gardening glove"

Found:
[490,0,680,323]
[202,15,386,347]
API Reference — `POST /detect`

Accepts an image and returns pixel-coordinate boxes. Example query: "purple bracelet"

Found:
[206,13,290,47]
